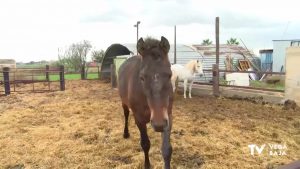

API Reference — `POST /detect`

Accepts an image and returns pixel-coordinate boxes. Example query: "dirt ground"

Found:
[0,80,299,169]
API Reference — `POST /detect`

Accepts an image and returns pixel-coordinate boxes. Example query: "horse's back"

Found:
[171,64,193,81]
[171,64,184,71]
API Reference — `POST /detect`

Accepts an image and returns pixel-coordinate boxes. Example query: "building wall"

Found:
[285,47,300,105]
[273,40,292,72]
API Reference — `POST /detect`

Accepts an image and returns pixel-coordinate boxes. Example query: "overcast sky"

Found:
[0,0,299,62]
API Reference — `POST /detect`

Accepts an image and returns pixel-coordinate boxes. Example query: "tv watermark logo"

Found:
[248,143,287,156]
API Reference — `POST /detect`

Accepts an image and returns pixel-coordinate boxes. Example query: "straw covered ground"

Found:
[0,80,299,169]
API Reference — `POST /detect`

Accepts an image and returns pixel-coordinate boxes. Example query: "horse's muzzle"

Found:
[151,120,168,132]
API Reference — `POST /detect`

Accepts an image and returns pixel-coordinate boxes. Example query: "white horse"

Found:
[171,60,204,98]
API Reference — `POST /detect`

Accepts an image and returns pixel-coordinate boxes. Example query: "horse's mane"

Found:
[143,37,160,49]
[185,60,197,72]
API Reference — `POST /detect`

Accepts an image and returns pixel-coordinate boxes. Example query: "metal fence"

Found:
[194,66,285,96]
[0,66,65,96]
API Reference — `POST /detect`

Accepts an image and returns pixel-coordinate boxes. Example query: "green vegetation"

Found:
[250,80,284,91]
[17,63,46,69]
[227,38,240,45]
[201,39,213,45]
[35,73,100,81]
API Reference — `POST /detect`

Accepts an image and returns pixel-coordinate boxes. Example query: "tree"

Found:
[201,39,213,45]
[227,38,239,45]
[92,49,105,63]
[58,40,92,79]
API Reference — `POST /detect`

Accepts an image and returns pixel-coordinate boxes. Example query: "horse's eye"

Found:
[168,74,172,79]
[140,76,145,82]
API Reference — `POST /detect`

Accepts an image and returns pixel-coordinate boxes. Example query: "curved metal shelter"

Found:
[100,44,133,79]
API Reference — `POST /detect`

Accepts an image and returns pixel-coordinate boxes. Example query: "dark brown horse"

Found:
[118,36,173,169]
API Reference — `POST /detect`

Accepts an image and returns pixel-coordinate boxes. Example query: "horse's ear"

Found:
[137,38,145,56]
[159,36,170,53]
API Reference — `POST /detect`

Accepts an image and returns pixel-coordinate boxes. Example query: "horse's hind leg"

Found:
[189,80,193,98]
[122,103,130,138]
[171,72,177,93]
[183,79,188,99]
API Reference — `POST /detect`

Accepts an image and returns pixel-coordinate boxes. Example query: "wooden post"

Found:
[174,25,177,64]
[13,69,16,92]
[3,67,10,95]
[46,65,49,81]
[212,64,219,96]
[59,65,65,91]
[216,17,220,66]
[214,17,220,97]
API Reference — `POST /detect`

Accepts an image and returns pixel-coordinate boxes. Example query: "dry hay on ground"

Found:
[0,80,299,169]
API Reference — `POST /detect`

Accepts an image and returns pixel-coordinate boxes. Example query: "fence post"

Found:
[214,16,220,97]
[212,64,220,97]
[59,65,65,91]
[111,64,116,88]
[46,65,49,81]
[3,67,10,95]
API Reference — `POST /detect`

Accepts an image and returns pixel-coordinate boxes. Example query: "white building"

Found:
[272,39,300,72]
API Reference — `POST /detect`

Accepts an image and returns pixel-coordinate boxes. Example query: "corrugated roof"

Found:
[273,39,300,41]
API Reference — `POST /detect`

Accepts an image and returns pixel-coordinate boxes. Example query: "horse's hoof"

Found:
[123,133,130,139]
[145,163,151,169]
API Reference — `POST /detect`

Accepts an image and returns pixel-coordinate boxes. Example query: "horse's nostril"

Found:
[151,120,168,132]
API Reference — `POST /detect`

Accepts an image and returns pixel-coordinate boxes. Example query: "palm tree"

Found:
[201,39,213,45]
[227,38,239,45]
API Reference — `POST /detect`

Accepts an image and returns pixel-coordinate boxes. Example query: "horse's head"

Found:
[195,60,204,76]
[137,36,172,132]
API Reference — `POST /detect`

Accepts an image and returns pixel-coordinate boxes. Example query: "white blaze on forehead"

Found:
[154,73,159,81]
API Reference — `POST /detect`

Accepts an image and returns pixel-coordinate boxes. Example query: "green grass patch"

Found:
[87,73,99,79]
[34,73,99,81]
[250,80,284,90]
[17,64,46,69]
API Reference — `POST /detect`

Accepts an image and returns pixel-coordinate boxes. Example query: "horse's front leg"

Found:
[171,77,176,93]
[189,80,194,98]
[122,103,130,138]
[183,79,188,99]
[161,118,172,169]
[136,122,151,169]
